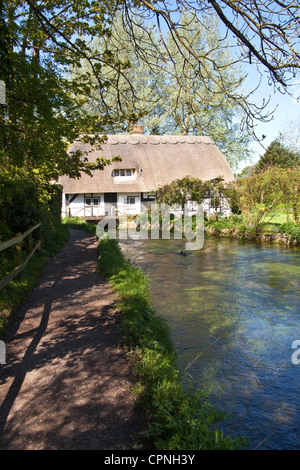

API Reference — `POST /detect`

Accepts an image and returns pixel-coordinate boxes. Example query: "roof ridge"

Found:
[106,135,213,145]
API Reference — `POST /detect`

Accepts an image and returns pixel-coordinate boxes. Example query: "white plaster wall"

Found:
[117,193,141,215]
[64,194,105,217]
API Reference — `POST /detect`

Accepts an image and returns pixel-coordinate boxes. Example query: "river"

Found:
[119,236,300,450]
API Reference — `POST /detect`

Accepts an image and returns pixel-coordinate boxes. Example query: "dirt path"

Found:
[0,229,143,450]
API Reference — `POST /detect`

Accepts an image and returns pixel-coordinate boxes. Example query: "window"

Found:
[112,168,136,178]
[85,197,100,206]
[127,196,136,205]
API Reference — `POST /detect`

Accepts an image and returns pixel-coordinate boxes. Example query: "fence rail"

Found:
[0,223,41,290]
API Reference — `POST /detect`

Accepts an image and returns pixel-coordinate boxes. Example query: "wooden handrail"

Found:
[0,233,23,252]
[20,222,41,242]
[0,223,41,252]
[0,223,41,290]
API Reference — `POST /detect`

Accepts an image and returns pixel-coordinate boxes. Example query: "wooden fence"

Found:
[0,223,41,290]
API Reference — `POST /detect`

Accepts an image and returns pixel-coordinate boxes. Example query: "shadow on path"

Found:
[0,230,142,450]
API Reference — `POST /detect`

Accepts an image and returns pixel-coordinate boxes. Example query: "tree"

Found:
[268,166,300,224]
[227,166,300,228]
[289,169,300,224]
[156,176,211,210]
[280,118,300,153]
[156,176,237,223]
[159,12,251,168]
[78,11,251,168]
[233,171,282,232]
[238,165,256,179]
[75,11,165,134]
[85,2,300,159]
[256,140,300,171]
[133,0,300,137]
[0,0,123,180]
[1,0,300,180]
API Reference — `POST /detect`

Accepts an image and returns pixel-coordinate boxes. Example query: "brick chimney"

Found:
[130,124,143,134]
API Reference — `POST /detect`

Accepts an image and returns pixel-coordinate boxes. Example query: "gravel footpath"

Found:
[0,229,143,450]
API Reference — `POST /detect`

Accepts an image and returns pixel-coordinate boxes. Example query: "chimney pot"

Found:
[131,124,143,134]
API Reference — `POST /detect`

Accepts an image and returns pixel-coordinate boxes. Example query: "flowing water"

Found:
[119,236,300,450]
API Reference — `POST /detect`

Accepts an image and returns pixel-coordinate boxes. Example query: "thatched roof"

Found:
[59,134,235,193]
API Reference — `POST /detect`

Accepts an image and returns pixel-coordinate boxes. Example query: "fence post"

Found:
[28,232,33,254]
[0,223,41,291]
[16,233,22,266]
[36,225,41,251]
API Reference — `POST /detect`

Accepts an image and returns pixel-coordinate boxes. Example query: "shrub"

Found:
[0,167,62,249]
[0,167,67,336]
[279,222,300,242]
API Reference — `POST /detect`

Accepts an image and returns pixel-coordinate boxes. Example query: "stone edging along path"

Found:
[0,229,143,450]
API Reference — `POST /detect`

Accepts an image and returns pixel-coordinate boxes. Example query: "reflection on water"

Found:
[120,236,300,450]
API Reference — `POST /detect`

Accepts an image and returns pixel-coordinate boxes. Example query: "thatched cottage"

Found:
[59,127,235,218]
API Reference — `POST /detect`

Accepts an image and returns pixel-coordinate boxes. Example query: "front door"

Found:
[104,193,117,216]
[104,192,117,203]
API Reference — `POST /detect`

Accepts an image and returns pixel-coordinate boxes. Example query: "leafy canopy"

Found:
[0,0,123,180]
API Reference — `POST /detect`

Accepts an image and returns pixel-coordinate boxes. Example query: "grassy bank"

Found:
[204,215,300,244]
[97,235,245,450]
[0,223,69,338]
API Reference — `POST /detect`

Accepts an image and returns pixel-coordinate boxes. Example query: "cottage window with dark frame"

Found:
[85,197,100,206]
[127,196,136,205]
[112,169,136,177]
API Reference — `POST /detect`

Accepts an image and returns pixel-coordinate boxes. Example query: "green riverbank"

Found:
[204,217,300,245]
[97,235,246,450]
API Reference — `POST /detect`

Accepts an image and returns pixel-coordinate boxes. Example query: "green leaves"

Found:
[78,9,251,168]
[156,176,216,210]
[2,0,298,181]
[231,166,300,229]
[0,0,125,180]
